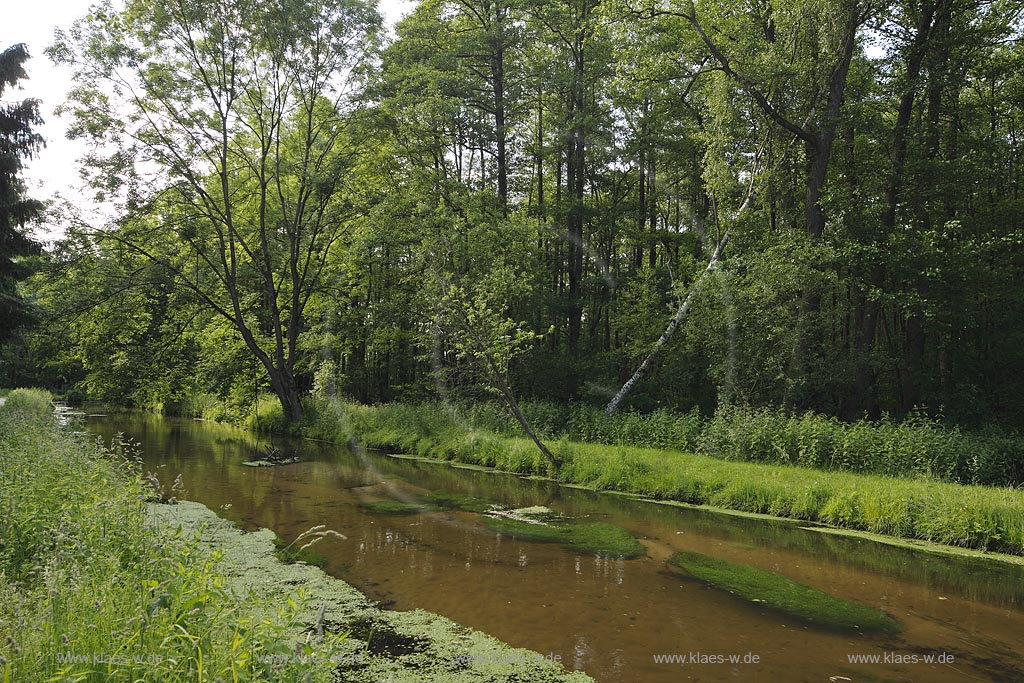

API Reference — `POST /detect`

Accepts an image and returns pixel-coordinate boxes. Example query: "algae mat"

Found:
[150,501,592,683]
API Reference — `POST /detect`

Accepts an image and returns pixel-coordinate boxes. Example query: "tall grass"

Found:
[0,390,346,682]
[695,405,1024,484]
[409,400,1023,487]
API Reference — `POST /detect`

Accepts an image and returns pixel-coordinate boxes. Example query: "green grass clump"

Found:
[669,551,901,635]
[485,516,568,543]
[0,390,347,682]
[484,516,645,559]
[564,521,647,558]
[358,499,434,515]
[424,490,496,513]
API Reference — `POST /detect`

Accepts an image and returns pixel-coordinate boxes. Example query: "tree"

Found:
[0,44,43,345]
[51,0,381,422]
[432,277,558,471]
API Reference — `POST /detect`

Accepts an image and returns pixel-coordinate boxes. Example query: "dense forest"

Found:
[4,0,1024,431]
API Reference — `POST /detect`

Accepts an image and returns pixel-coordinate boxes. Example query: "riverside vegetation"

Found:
[0,390,596,682]
[0,389,350,682]
[232,396,1024,557]
[5,0,1024,571]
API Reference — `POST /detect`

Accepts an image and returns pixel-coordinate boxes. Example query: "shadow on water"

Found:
[89,414,1024,683]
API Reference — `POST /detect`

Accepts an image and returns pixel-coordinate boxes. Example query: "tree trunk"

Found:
[566,41,586,371]
[605,189,756,415]
[648,150,658,267]
[792,6,860,408]
[903,0,952,413]
[266,363,303,423]
[493,42,508,215]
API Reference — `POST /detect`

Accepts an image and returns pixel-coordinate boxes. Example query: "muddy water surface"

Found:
[88,415,1024,682]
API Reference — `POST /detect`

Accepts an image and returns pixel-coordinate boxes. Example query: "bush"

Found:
[2,387,53,421]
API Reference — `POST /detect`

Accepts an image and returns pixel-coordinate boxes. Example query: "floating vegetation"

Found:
[668,551,901,634]
[485,516,645,559]
[486,516,566,543]
[566,522,646,558]
[424,491,496,514]
[358,500,434,515]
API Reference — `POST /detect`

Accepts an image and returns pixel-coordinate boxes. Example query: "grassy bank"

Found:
[0,389,350,682]
[464,402,1024,487]
[280,398,1024,556]
[174,389,1024,486]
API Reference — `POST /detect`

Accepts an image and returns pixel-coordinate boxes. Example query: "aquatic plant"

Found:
[424,490,496,513]
[668,551,901,634]
[484,516,646,559]
[209,396,1024,555]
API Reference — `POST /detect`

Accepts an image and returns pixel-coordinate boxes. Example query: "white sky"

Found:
[1,0,415,241]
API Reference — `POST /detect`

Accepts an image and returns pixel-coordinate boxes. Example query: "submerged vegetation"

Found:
[424,490,496,514]
[484,517,646,559]
[358,500,434,515]
[0,390,349,681]
[668,551,901,635]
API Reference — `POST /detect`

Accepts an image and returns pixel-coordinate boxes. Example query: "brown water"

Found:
[88,414,1024,682]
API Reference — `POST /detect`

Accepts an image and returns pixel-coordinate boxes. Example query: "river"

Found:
[86,414,1024,682]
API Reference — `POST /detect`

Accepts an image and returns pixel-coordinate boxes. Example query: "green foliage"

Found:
[0,393,347,682]
[462,399,1024,487]
[0,43,44,347]
[668,551,901,634]
[698,405,1024,486]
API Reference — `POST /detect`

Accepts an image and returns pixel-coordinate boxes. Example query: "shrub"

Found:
[2,387,53,421]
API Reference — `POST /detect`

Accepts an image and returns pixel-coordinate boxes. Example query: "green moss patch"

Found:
[484,517,645,559]
[358,500,434,515]
[668,551,900,634]
[424,491,496,513]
